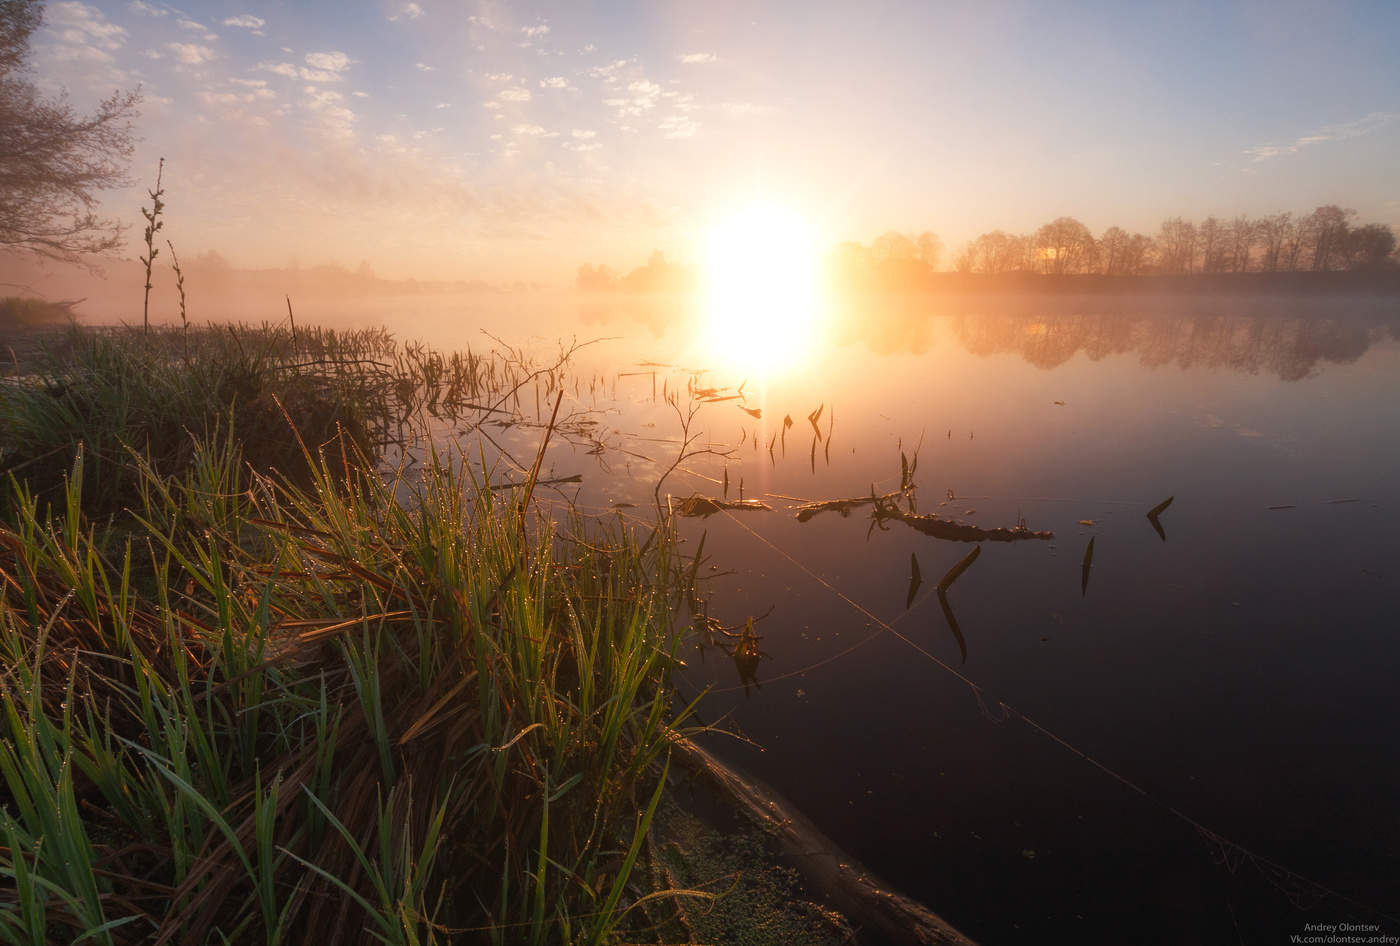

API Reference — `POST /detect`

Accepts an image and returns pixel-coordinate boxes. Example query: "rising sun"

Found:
[700,202,826,374]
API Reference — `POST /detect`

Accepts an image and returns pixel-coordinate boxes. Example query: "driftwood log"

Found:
[671,737,979,946]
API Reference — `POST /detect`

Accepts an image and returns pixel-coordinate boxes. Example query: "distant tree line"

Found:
[576,250,697,293]
[949,206,1396,276]
[576,208,1398,292]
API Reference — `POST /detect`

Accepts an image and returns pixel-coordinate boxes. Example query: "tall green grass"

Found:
[0,329,703,943]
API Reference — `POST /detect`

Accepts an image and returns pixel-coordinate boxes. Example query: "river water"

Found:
[94,286,1400,943]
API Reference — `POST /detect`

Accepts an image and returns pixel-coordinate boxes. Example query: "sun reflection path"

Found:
[699,202,829,377]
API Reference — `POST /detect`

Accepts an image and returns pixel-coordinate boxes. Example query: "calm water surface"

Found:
[136,289,1400,943]
[590,295,1399,945]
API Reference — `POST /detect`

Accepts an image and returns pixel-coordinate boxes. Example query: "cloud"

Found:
[127,0,167,15]
[389,2,424,20]
[177,18,216,39]
[498,86,532,102]
[258,61,300,78]
[167,42,217,65]
[415,62,434,72]
[539,76,573,90]
[570,129,596,139]
[303,87,356,138]
[47,3,128,50]
[484,72,514,82]
[586,58,634,82]
[48,44,113,63]
[658,114,699,139]
[513,124,548,136]
[223,14,266,31]
[230,77,267,88]
[305,50,353,73]
[521,24,550,38]
[1245,111,1399,162]
[678,52,717,64]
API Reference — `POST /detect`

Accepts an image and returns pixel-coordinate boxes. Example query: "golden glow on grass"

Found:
[700,202,826,374]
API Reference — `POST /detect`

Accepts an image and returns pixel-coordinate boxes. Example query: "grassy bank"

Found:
[0,324,700,944]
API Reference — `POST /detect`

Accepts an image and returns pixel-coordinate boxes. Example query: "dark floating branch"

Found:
[906,553,922,610]
[879,505,1054,543]
[1147,494,1173,542]
[937,590,968,664]
[1081,536,1095,597]
[674,495,772,518]
[937,545,982,592]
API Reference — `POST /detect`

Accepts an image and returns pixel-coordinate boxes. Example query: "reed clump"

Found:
[0,316,708,943]
[0,323,555,518]
[0,424,696,943]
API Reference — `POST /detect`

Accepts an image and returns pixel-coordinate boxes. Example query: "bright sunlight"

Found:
[700,202,827,374]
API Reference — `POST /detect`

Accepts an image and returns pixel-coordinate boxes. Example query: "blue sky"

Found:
[28,0,1400,281]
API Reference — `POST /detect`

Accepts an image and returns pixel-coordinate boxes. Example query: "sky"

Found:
[24,0,1400,282]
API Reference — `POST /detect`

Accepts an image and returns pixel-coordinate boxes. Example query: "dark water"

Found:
[549,296,1400,945]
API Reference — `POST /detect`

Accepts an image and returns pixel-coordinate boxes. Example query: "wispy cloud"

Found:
[539,76,573,90]
[498,86,532,102]
[1245,111,1398,162]
[305,51,353,73]
[167,42,216,66]
[389,3,423,21]
[678,52,717,64]
[127,0,166,16]
[176,18,216,40]
[222,15,266,33]
[658,114,698,139]
[48,2,128,50]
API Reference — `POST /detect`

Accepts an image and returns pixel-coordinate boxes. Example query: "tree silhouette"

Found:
[0,0,141,263]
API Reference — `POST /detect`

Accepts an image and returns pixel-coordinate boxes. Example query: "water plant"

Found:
[0,421,700,943]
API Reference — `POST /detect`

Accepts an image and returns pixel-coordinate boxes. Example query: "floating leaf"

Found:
[906,553,922,610]
[740,405,762,419]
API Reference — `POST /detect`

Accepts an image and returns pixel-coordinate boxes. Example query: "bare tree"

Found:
[871,230,919,263]
[1034,216,1095,274]
[1304,205,1354,272]
[0,0,141,263]
[914,230,943,271]
[1198,216,1228,273]
[961,230,1027,275]
[1280,214,1307,271]
[1256,213,1290,272]
[1156,217,1198,274]
[1227,215,1255,272]
[1341,223,1396,271]
[1098,226,1127,275]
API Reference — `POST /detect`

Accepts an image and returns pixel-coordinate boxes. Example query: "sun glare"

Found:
[701,202,826,374]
